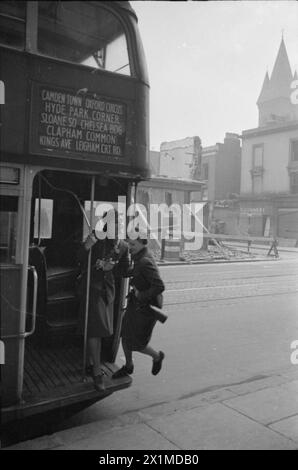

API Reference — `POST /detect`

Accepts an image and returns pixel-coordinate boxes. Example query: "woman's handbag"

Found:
[147,304,168,324]
[148,292,167,323]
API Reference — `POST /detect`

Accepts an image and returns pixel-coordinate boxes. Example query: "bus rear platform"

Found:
[2,338,132,425]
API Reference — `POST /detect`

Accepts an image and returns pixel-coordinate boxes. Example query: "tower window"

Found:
[290,173,298,194]
[252,144,264,169]
[291,140,298,162]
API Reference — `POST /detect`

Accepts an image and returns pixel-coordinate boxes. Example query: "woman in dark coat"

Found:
[113,237,165,379]
[78,220,129,391]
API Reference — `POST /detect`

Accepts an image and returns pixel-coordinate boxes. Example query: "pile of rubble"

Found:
[146,239,272,263]
[180,246,257,263]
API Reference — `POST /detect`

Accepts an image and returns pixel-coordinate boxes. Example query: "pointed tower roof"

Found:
[293,70,298,80]
[257,71,270,104]
[267,37,293,100]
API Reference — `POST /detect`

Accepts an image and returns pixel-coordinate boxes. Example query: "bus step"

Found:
[47,266,79,297]
[46,319,78,330]
[48,291,77,303]
[46,293,79,334]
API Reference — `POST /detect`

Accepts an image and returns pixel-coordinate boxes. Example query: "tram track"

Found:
[162,268,298,306]
[163,288,298,307]
[164,272,298,286]
[164,274,298,291]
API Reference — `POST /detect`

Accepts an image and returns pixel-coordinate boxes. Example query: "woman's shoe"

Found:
[93,372,105,392]
[152,351,165,376]
[112,364,134,379]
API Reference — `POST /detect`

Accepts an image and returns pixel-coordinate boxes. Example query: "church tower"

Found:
[257,37,298,126]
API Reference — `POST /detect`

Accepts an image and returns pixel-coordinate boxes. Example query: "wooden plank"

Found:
[64,343,83,364]
[53,346,81,381]
[61,344,82,372]
[60,352,82,381]
[28,343,60,389]
[29,342,61,388]
[24,348,48,393]
[23,364,41,394]
[26,346,55,390]
[62,343,83,374]
[23,377,30,395]
[23,364,39,394]
[44,348,75,386]
[32,346,65,388]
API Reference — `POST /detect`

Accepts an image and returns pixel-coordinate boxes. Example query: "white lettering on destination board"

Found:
[36,87,126,157]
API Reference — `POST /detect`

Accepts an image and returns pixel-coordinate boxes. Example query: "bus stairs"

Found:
[20,262,132,419]
[46,265,79,332]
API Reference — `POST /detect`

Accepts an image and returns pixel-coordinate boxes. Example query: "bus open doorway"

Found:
[3,169,132,424]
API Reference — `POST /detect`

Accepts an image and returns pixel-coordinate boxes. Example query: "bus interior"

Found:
[23,169,131,412]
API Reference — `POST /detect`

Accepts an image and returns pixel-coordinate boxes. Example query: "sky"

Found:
[132,1,298,150]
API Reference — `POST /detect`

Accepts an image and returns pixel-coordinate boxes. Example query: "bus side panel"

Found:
[0,49,27,157]
[0,47,150,178]
[0,265,23,406]
[135,82,150,176]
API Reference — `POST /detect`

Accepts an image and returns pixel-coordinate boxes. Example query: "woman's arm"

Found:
[77,232,97,266]
[135,258,165,303]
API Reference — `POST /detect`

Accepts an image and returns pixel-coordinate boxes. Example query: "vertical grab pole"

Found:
[37,174,41,246]
[110,182,132,362]
[82,175,95,380]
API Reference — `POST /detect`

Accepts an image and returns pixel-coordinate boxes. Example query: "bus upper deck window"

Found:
[0,196,18,264]
[38,2,131,75]
[0,1,26,49]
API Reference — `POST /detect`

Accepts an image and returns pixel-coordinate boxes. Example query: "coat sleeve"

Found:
[137,258,165,303]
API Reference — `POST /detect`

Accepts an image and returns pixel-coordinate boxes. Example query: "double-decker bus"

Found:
[0,1,149,430]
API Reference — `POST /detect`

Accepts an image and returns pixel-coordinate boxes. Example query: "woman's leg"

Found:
[122,338,134,368]
[112,338,134,379]
[140,345,165,376]
[140,344,160,361]
[88,337,102,376]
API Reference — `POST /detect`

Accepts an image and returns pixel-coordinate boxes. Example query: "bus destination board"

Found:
[30,85,127,159]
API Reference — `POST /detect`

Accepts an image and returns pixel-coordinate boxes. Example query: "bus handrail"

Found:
[1,266,38,340]
[39,173,91,228]
[24,266,38,338]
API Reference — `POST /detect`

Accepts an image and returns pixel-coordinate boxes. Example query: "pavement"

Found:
[5,365,298,450]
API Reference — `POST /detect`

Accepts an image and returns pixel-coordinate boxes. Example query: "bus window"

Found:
[0,1,26,49]
[37,2,131,75]
[34,198,53,240]
[0,195,18,264]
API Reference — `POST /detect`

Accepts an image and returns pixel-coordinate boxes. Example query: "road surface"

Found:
[54,255,298,431]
